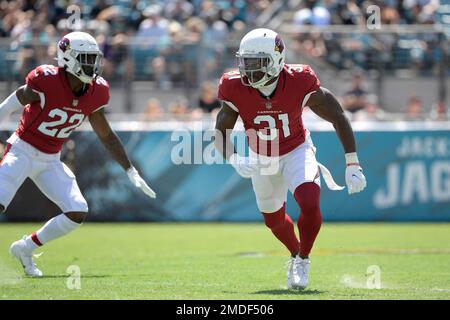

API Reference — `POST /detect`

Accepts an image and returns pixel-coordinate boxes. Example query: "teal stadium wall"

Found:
[1,127,449,222]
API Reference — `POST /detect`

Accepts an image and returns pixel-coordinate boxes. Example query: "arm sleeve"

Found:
[217,75,230,102]
[303,65,321,93]
[218,75,240,112]
[100,88,110,109]
[92,78,110,114]
[301,66,321,109]
[25,67,45,93]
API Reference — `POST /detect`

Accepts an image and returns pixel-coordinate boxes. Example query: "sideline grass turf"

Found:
[1,223,449,300]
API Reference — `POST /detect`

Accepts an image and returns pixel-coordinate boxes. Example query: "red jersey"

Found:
[218,64,320,156]
[16,65,110,154]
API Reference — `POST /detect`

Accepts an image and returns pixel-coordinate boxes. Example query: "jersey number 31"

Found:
[254,113,291,141]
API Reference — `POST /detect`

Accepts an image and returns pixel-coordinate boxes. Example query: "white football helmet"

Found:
[236,28,286,88]
[56,31,103,84]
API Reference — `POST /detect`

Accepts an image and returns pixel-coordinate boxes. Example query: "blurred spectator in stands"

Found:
[293,0,331,26]
[96,6,129,34]
[133,5,169,82]
[9,7,33,40]
[169,97,189,120]
[16,17,52,78]
[55,18,71,38]
[0,1,16,37]
[293,31,327,59]
[124,0,145,31]
[353,94,385,121]
[136,5,169,44]
[199,0,217,19]
[165,0,194,23]
[335,0,365,25]
[159,21,184,84]
[182,17,205,88]
[101,32,134,82]
[44,40,58,65]
[245,0,271,27]
[429,101,448,121]
[402,0,439,24]
[406,94,424,120]
[217,0,247,29]
[201,3,228,80]
[36,0,65,27]
[91,0,112,20]
[151,55,172,89]
[40,23,59,65]
[0,0,445,117]
[342,72,369,114]
[198,81,221,113]
[381,4,401,25]
[141,98,164,121]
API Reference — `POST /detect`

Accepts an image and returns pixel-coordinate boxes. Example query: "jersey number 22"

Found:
[37,109,85,138]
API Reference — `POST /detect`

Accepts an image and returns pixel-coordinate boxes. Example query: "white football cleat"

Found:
[286,256,301,289]
[296,257,310,289]
[10,236,43,277]
[287,256,310,290]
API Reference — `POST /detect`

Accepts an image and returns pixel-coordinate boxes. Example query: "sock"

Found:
[294,183,322,258]
[262,203,300,255]
[24,213,81,252]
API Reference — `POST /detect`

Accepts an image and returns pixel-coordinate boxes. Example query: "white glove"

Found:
[229,153,259,179]
[345,152,367,195]
[127,167,156,199]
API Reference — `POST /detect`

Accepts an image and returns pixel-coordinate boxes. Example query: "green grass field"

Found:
[0,223,449,300]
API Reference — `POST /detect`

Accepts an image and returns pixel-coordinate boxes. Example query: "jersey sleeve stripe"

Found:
[92,104,107,113]
[301,91,316,109]
[32,89,45,109]
[224,100,239,112]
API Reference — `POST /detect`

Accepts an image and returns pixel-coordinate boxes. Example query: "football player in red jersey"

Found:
[215,28,367,289]
[0,32,156,277]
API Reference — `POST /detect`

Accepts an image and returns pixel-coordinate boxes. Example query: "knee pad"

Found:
[262,203,286,229]
[294,182,321,214]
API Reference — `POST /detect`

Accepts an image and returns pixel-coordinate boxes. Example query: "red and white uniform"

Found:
[219,64,320,157]
[0,65,109,212]
[218,64,322,213]
[18,64,109,154]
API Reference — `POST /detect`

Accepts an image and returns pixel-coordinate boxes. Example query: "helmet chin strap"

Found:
[257,76,279,97]
[249,74,273,89]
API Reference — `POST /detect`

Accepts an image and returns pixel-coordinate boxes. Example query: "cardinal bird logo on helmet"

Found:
[58,37,71,52]
[274,34,284,54]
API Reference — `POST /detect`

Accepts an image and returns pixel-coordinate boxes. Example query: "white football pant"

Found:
[249,133,321,213]
[0,134,88,213]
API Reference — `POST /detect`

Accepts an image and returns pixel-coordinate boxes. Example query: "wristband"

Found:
[345,152,359,166]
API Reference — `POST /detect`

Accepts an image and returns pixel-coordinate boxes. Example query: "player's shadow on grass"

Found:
[37,275,110,279]
[251,289,325,295]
